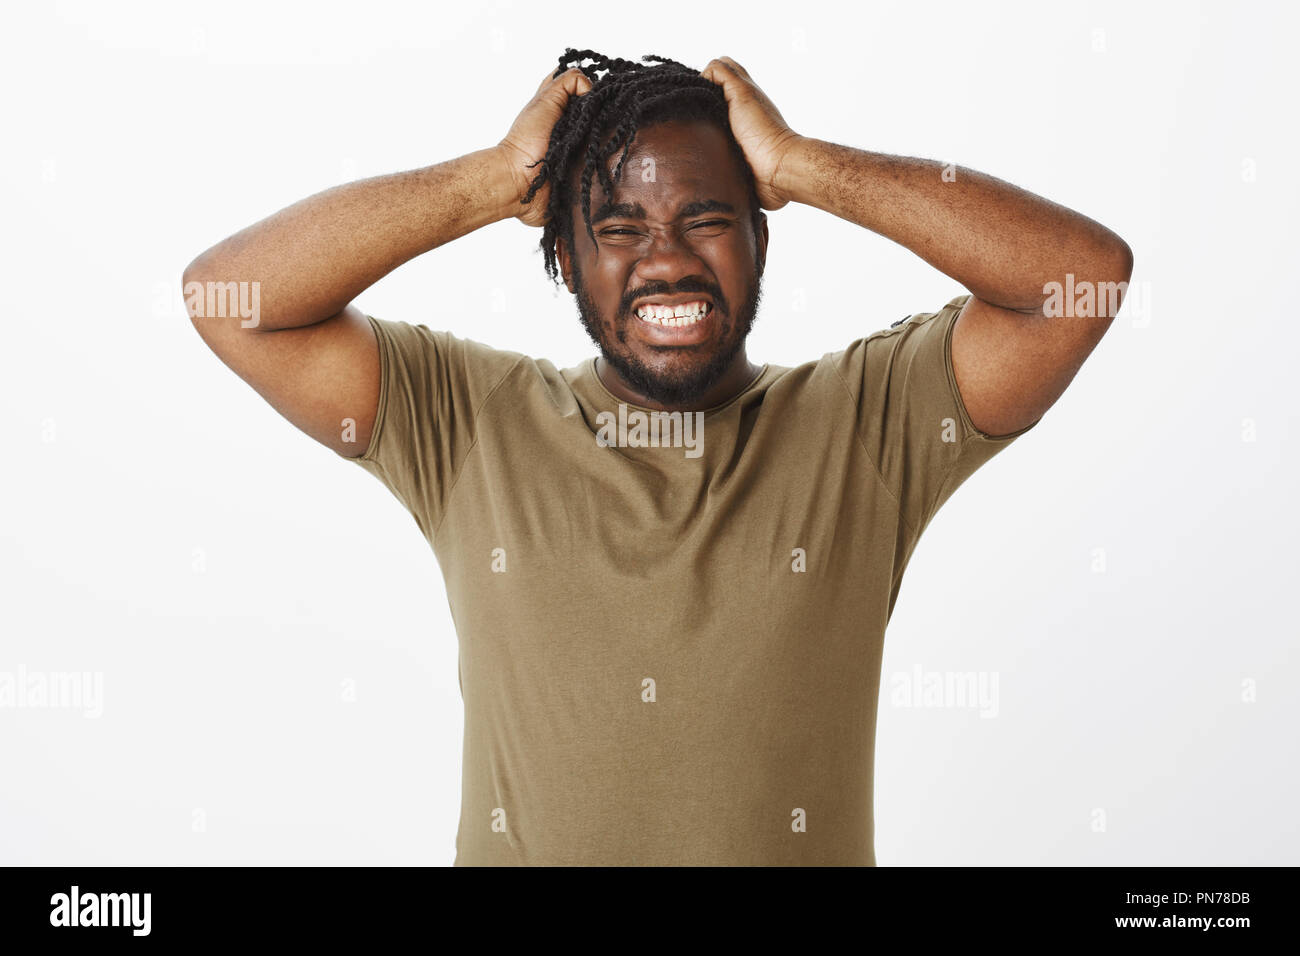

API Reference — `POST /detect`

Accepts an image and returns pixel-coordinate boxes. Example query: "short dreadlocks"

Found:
[519,48,763,285]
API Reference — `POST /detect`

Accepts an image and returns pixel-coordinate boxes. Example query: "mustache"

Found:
[620,280,726,315]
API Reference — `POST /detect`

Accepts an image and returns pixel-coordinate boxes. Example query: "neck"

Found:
[595,352,762,412]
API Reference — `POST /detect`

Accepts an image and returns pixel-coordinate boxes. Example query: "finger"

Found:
[562,67,593,96]
[702,57,746,88]
[535,65,579,95]
[542,67,593,104]
[700,59,730,84]
[534,68,559,96]
[719,55,752,80]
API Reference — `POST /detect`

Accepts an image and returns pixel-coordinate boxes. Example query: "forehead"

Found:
[571,119,748,214]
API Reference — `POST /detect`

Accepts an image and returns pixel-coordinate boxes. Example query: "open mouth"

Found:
[633,300,714,328]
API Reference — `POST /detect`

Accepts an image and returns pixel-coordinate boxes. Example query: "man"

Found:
[183,50,1133,865]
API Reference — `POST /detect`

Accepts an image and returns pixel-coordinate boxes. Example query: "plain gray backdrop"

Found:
[2,0,1296,864]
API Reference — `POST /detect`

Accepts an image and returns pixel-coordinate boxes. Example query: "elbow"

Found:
[1092,236,1134,321]
[1111,235,1135,284]
[181,251,224,325]
[1096,219,1134,282]
[181,249,212,292]
[181,254,206,316]
[180,264,199,323]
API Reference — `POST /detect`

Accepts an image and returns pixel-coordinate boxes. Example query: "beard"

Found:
[573,261,764,407]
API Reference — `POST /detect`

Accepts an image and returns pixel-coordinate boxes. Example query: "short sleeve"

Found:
[829,294,1040,537]
[350,315,524,542]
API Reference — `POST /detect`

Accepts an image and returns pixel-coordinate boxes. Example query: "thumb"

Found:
[543,66,593,104]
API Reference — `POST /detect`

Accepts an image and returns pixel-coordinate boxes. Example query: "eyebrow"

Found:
[591,198,737,224]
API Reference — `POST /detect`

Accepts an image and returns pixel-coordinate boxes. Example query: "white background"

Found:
[2,0,1296,865]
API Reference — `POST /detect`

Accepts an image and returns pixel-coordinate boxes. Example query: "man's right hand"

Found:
[183,68,593,462]
[496,67,594,228]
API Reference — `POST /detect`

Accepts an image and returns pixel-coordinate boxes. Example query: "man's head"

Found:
[521,50,768,408]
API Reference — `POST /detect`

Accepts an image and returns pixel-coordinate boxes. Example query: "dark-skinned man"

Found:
[183,50,1132,865]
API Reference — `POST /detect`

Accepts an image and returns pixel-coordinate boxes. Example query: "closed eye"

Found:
[601,220,731,237]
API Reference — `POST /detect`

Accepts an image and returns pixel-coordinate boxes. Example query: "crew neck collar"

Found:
[581,357,771,416]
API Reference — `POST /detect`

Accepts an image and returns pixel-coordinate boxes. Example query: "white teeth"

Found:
[635,301,711,326]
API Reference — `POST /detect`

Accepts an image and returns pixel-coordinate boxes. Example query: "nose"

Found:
[633,226,706,286]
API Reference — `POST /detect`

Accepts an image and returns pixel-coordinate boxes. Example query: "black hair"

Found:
[519,48,763,285]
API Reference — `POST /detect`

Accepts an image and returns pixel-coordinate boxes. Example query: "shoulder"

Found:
[367,315,532,393]
[823,294,970,381]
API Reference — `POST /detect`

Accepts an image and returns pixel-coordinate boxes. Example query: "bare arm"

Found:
[774,141,1133,436]
[701,56,1134,438]
[181,66,592,457]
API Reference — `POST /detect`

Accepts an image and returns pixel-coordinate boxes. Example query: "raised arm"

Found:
[701,56,1134,438]
[181,66,592,457]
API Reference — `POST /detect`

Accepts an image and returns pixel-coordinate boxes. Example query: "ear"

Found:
[756,211,769,275]
[556,234,576,294]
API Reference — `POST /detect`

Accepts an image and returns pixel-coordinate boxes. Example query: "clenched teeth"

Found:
[635,301,712,326]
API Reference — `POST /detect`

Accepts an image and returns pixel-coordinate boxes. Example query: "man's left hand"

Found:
[700,56,803,211]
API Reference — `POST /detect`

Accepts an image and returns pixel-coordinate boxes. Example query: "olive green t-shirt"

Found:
[350,293,1038,866]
